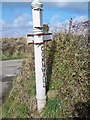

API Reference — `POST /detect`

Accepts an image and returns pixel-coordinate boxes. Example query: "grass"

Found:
[0,55,25,61]
[44,98,62,118]
[1,34,89,119]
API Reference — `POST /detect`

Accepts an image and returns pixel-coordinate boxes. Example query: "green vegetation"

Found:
[44,98,62,118]
[0,54,25,61]
[2,33,89,119]
[1,38,31,61]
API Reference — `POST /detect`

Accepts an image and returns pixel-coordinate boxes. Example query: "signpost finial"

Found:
[32,0,42,8]
[32,0,41,3]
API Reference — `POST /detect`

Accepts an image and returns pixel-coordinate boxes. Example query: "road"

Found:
[0,59,22,77]
[0,59,22,107]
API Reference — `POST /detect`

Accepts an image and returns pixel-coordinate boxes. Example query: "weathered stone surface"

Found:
[47,90,58,99]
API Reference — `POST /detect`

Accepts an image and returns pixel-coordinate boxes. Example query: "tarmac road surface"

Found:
[0,59,22,107]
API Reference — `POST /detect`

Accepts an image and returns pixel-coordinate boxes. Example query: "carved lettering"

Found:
[41,45,46,87]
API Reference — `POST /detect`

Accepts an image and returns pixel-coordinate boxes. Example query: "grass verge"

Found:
[2,34,89,118]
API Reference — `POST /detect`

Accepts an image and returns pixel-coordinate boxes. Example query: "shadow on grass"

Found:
[71,100,90,120]
[46,40,57,94]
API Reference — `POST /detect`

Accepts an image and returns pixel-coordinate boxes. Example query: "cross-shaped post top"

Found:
[26,0,53,44]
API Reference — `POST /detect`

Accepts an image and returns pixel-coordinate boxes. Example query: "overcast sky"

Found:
[0,1,89,37]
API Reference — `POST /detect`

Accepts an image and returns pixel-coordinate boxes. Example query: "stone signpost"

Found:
[26,0,52,112]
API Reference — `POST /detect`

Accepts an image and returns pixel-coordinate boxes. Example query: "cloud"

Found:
[50,15,88,33]
[50,19,69,32]
[1,12,88,37]
[2,0,89,2]
[27,21,33,27]
[48,2,88,14]
[0,20,10,28]
[13,14,32,28]
[2,27,32,38]
[2,0,32,2]
[1,13,33,37]
[72,16,88,24]
[50,15,60,25]
[13,13,32,28]
[1,13,32,28]
[57,16,87,27]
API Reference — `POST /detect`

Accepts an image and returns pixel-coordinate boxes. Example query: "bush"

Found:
[1,38,32,60]
[2,33,89,118]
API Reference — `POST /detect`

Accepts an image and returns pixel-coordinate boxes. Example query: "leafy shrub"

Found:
[2,33,89,118]
[1,38,32,60]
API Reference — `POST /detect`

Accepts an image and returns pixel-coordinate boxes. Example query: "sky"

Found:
[0,0,89,37]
